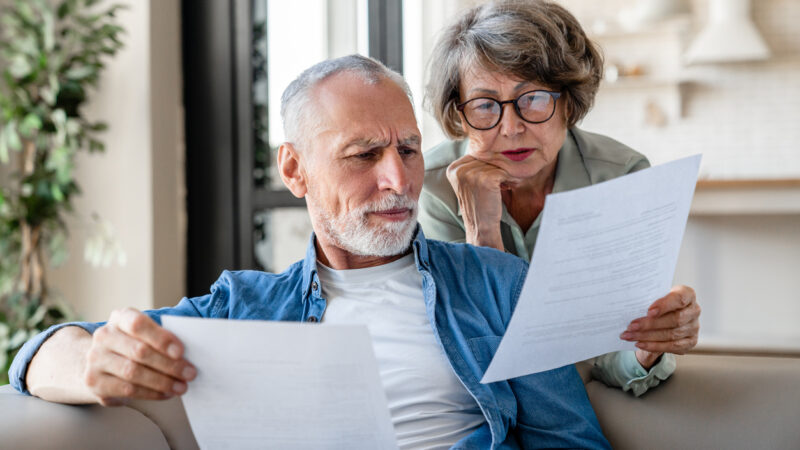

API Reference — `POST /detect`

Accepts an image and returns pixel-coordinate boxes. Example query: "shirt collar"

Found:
[300,225,430,302]
[551,129,591,194]
[411,225,431,271]
[301,233,320,301]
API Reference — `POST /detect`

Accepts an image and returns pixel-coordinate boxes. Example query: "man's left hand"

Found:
[621,285,701,369]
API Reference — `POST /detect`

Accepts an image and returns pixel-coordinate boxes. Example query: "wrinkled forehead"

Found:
[316,73,413,113]
[311,74,420,145]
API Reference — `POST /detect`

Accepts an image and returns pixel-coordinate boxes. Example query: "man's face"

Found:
[298,73,424,259]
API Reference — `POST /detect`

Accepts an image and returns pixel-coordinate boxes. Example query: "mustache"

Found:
[358,194,417,214]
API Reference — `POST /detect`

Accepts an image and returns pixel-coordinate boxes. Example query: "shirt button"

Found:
[307,316,318,323]
[311,281,318,291]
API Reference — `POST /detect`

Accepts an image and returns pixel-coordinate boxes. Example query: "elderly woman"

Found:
[419,0,701,396]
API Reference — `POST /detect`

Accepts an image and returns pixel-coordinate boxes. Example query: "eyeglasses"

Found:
[456,90,562,130]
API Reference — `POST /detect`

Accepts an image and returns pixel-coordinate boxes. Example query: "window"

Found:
[182,0,403,294]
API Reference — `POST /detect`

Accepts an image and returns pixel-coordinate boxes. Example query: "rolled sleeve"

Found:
[9,321,103,396]
[8,295,212,396]
[590,350,676,397]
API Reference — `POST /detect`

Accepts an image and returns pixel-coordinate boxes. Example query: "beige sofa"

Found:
[2,353,799,449]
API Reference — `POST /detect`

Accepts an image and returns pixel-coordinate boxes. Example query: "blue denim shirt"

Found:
[11,228,609,449]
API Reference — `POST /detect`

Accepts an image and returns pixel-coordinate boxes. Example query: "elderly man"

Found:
[10,55,609,449]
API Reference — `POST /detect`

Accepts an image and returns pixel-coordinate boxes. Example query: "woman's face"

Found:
[458,68,568,180]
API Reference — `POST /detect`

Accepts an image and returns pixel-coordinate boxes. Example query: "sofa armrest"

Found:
[586,353,800,449]
[127,396,198,449]
[0,384,170,449]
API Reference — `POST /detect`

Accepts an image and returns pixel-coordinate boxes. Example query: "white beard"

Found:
[309,193,418,257]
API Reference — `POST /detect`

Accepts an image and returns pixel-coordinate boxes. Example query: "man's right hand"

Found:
[85,308,197,406]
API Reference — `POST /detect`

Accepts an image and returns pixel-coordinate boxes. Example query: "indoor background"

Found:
[18,0,798,355]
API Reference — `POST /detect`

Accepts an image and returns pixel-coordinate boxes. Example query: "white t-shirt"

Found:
[317,254,485,449]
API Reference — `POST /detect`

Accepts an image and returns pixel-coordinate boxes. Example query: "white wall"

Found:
[562,0,800,179]
[149,0,186,310]
[403,0,462,149]
[49,0,185,321]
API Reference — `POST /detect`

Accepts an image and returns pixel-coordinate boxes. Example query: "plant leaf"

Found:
[0,0,126,349]
[8,55,33,79]
[15,36,38,58]
[57,1,74,20]
[43,10,55,53]
[40,87,56,106]
[88,139,104,153]
[48,230,69,267]
[5,122,21,151]
[26,304,47,328]
[64,65,94,81]
[16,2,36,25]
[19,113,42,138]
[51,109,66,127]
[88,122,108,132]
[51,184,64,202]
[65,118,80,136]
[8,329,27,349]
[0,133,8,164]
[41,74,60,106]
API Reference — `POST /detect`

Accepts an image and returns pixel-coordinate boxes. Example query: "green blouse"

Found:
[418,127,675,396]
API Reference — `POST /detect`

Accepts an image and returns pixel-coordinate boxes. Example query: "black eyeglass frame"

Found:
[456,90,562,130]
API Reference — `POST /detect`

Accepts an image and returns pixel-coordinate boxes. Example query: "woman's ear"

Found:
[453,103,469,138]
[277,142,307,198]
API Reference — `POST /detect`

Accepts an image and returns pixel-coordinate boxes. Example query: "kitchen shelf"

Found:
[690,179,800,215]
[695,333,800,355]
[598,77,688,122]
[589,17,691,41]
[600,77,688,90]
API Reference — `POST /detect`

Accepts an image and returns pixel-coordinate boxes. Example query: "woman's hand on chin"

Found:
[620,285,701,370]
[446,154,522,250]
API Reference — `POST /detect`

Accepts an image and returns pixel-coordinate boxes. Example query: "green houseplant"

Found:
[0,0,125,385]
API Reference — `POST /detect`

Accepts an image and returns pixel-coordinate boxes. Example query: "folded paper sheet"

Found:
[482,155,701,383]
[162,316,397,449]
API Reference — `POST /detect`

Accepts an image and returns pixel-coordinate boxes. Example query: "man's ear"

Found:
[277,142,307,198]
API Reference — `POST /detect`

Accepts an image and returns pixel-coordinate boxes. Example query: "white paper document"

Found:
[481,155,701,383]
[161,316,398,450]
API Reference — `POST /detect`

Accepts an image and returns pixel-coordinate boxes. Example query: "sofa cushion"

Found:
[586,353,800,449]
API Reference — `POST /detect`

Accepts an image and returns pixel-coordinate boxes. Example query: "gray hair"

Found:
[280,54,413,149]
[426,0,604,138]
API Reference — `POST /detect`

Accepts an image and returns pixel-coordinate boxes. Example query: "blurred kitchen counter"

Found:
[691,179,800,215]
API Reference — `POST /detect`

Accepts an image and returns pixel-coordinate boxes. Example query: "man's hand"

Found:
[620,285,701,369]
[446,154,521,250]
[85,308,197,406]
